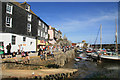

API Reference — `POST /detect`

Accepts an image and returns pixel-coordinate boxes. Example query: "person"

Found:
[12,52,18,63]
[20,44,23,53]
[43,50,46,60]
[21,51,25,58]
[38,47,43,56]
[21,51,26,63]
[25,52,30,63]
[6,43,11,58]
[0,43,5,59]
[38,46,44,60]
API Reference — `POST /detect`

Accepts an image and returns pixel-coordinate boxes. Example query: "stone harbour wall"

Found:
[2,49,75,69]
[54,49,75,67]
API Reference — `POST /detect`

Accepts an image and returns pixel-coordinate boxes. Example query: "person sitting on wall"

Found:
[43,49,47,60]
[21,51,25,58]
[12,52,18,63]
[21,51,26,63]
[38,47,43,56]
[50,50,54,58]
[25,52,30,63]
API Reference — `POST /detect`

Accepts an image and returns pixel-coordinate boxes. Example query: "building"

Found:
[48,26,62,45]
[58,30,62,40]
[48,26,56,44]
[37,17,49,50]
[0,1,49,53]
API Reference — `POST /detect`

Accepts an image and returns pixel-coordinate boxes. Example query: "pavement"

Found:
[2,68,78,78]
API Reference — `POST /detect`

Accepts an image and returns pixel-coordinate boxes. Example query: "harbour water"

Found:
[63,53,120,79]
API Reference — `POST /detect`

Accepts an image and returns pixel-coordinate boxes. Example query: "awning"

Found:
[38,40,45,45]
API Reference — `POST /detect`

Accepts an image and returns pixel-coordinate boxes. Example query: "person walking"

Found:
[6,43,11,58]
[0,43,5,59]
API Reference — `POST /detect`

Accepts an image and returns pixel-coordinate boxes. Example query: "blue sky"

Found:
[26,2,118,44]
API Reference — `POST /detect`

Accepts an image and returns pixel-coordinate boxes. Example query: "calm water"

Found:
[63,53,120,79]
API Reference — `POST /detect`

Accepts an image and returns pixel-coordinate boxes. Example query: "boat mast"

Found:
[115,18,118,54]
[100,24,102,50]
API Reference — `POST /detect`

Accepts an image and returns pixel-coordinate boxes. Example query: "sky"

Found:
[22,2,118,44]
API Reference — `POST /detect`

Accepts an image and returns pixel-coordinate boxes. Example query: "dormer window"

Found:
[26,5,30,11]
[28,13,32,22]
[6,3,13,14]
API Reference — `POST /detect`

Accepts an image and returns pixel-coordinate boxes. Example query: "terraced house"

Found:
[0,0,49,53]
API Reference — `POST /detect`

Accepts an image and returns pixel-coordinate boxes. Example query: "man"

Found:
[6,43,11,58]
[20,44,23,53]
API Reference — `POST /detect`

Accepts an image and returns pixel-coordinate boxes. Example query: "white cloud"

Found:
[59,11,118,33]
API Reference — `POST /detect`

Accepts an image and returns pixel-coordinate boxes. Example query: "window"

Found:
[45,34,48,39]
[27,23,31,32]
[41,31,43,37]
[6,16,12,28]
[38,20,41,26]
[12,35,16,45]
[28,13,32,22]
[45,26,47,32]
[26,5,30,11]
[38,29,40,36]
[6,3,13,14]
[23,37,26,42]
[43,33,45,37]
[42,23,44,28]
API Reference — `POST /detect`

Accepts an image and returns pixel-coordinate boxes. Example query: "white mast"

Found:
[115,18,118,54]
[100,24,102,50]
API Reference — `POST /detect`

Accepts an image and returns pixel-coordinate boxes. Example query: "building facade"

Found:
[0,1,49,53]
[48,26,56,44]
[48,26,62,44]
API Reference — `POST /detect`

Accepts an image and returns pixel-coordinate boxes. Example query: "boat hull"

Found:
[100,56,120,61]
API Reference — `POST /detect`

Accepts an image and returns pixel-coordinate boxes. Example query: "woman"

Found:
[0,43,5,59]
[12,52,18,63]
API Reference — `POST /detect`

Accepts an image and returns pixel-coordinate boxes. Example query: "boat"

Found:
[99,18,120,61]
[74,58,80,62]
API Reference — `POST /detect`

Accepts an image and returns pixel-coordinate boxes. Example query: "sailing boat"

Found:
[99,18,120,61]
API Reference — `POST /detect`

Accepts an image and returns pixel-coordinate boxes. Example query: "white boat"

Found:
[99,18,119,61]
[100,55,120,60]
[74,58,80,61]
